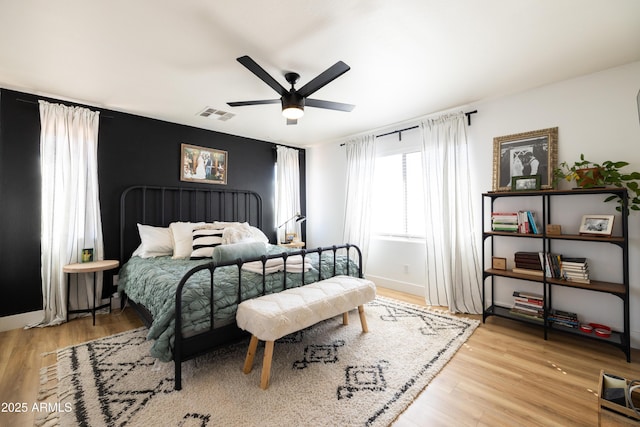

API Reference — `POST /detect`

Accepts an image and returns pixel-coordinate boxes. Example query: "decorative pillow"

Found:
[190,227,224,259]
[169,221,205,259]
[222,223,254,245]
[213,221,242,229]
[135,224,173,258]
[250,226,270,244]
[212,241,267,265]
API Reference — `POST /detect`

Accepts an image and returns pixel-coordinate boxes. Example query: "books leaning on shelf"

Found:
[561,257,590,284]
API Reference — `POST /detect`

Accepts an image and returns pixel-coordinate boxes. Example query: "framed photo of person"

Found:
[492,127,558,192]
[511,175,541,191]
[180,143,228,185]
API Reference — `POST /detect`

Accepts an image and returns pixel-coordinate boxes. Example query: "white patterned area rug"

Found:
[38,297,479,427]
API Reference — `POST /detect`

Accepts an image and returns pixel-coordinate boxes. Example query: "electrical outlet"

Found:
[403,264,409,273]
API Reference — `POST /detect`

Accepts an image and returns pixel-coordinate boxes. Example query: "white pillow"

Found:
[222,223,254,245]
[190,227,224,259]
[135,224,173,258]
[250,226,269,244]
[170,221,205,259]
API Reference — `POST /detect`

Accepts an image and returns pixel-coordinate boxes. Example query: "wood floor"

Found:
[1,289,639,426]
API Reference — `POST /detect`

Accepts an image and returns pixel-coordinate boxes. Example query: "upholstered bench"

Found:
[236,275,376,389]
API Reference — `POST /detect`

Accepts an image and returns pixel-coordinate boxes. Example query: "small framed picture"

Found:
[285,233,297,243]
[492,256,507,270]
[511,175,541,191]
[579,215,615,236]
[81,248,94,263]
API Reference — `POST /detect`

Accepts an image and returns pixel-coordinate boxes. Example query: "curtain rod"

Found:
[341,109,478,146]
[16,97,113,119]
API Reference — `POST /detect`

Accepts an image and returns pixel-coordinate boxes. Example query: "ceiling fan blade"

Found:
[297,61,350,98]
[237,56,287,96]
[227,99,280,107]
[286,118,298,125]
[305,98,355,112]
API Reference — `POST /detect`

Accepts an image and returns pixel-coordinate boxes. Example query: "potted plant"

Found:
[553,154,640,213]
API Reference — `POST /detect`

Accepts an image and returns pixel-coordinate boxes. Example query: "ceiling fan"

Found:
[227,55,355,125]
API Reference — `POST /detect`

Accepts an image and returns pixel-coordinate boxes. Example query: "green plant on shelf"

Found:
[552,154,640,213]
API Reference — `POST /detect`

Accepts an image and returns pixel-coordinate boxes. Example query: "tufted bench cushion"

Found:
[236,275,376,389]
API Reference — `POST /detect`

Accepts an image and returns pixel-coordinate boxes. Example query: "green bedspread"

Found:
[117,245,359,362]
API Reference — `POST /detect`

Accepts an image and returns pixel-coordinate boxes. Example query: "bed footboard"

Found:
[173,243,363,390]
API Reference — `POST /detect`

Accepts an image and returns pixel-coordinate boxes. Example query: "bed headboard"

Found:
[120,185,263,263]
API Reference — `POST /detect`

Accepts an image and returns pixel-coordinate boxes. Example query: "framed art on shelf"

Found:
[180,143,228,185]
[511,175,541,191]
[492,127,558,191]
[579,214,615,236]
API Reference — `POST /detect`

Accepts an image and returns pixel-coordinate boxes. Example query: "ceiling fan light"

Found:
[282,106,304,119]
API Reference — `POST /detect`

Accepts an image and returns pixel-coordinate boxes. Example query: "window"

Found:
[370,150,425,238]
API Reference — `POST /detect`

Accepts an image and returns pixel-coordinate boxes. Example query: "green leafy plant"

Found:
[553,154,640,213]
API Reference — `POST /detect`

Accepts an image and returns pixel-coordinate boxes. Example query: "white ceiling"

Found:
[1,0,639,147]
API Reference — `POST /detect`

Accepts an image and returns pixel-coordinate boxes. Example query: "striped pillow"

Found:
[190,228,224,259]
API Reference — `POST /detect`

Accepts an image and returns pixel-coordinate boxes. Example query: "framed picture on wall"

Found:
[492,127,558,192]
[180,143,228,185]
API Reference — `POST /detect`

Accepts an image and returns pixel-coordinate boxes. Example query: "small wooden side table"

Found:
[64,259,119,325]
[278,241,305,249]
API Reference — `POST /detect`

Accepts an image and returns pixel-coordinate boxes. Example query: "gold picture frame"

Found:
[492,127,558,191]
[180,143,228,185]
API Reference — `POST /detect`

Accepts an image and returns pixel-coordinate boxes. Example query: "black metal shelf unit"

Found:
[481,187,630,361]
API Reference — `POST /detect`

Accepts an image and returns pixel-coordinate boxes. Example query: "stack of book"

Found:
[512,252,544,276]
[547,308,579,329]
[509,291,544,322]
[491,211,539,234]
[561,257,590,284]
[491,212,518,232]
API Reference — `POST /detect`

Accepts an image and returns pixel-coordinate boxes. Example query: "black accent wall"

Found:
[0,88,305,317]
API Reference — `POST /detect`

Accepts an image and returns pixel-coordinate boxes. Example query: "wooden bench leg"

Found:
[243,335,259,374]
[260,340,275,390]
[358,305,369,333]
[343,312,349,325]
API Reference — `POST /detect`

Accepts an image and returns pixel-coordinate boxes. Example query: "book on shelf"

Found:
[560,256,590,282]
[491,212,518,230]
[512,290,543,300]
[513,303,544,315]
[514,296,543,306]
[563,270,590,278]
[512,267,544,277]
[565,276,591,284]
[548,309,579,328]
[509,308,544,322]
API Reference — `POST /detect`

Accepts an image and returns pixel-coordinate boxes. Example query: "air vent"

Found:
[197,107,235,121]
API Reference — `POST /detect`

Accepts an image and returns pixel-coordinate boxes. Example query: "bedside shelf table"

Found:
[278,241,305,249]
[64,259,119,325]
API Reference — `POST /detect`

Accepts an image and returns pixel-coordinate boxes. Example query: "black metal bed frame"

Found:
[119,185,363,390]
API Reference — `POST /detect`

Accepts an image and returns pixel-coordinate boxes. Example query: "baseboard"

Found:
[0,310,43,332]
[365,274,424,297]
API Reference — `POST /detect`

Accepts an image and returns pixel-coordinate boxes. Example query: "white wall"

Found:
[308,60,640,347]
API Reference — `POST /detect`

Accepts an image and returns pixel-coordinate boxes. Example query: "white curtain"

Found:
[342,135,376,269]
[276,146,301,244]
[420,113,482,313]
[32,100,104,327]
